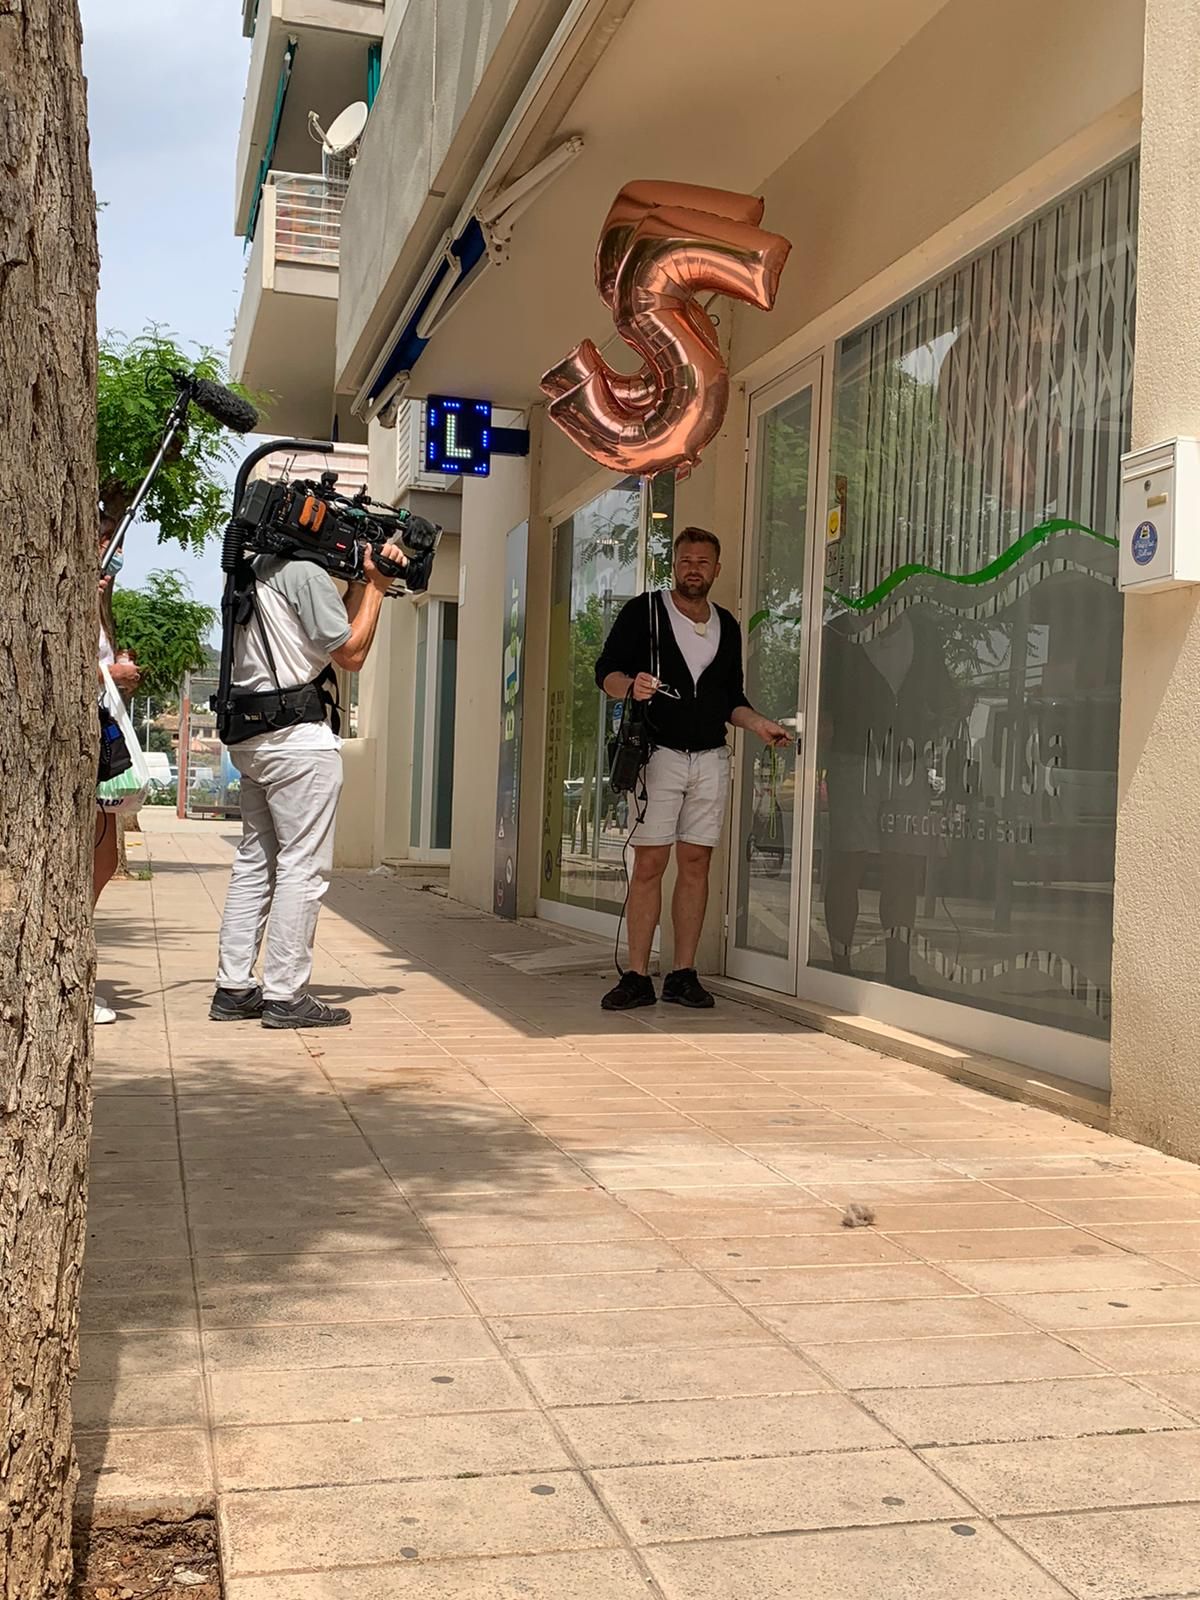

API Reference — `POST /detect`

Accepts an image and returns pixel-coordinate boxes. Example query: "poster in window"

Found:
[494,521,529,918]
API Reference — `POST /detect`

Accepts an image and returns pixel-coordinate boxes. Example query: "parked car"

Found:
[143,751,173,788]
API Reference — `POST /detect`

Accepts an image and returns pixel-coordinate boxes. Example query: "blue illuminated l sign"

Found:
[425,396,492,477]
[424,395,530,478]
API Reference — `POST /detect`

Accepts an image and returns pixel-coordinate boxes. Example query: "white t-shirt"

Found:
[233,558,352,751]
[665,590,721,686]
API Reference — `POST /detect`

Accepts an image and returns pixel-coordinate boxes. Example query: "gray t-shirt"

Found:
[232,557,352,752]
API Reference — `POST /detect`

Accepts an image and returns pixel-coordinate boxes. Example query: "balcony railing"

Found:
[269,172,348,267]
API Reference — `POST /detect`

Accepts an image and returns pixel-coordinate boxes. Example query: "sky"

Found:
[82,0,251,617]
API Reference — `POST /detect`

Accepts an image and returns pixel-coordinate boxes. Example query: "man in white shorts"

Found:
[595,527,789,1010]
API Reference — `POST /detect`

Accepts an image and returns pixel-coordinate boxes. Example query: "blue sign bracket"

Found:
[491,426,530,458]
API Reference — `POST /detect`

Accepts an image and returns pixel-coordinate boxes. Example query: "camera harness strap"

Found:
[638,587,661,821]
[251,582,341,734]
[613,589,661,978]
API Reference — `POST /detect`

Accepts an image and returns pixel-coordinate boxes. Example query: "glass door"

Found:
[727,356,822,991]
[410,600,458,854]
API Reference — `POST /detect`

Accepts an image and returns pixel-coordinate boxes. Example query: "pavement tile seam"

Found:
[197,1355,507,1377]
[210,1531,1038,1591]
[996,1495,1200,1523]
[580,1512,997,1552]
[212,1418,988,1491]
[216,1464,623,1496]
[220,1510,1031,1578]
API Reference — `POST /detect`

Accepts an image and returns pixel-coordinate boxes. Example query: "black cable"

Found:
[613,767,649,979]
[611,591,661,980]
[94,810,113,851]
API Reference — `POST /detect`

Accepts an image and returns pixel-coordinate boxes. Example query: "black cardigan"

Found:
[594,590,751,753]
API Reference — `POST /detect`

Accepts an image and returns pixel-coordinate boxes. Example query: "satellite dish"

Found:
[324,101,368,155]
[308,102,369,185]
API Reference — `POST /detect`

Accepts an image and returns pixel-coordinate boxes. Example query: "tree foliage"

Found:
[97,327,261,549]
[111,569,216,700]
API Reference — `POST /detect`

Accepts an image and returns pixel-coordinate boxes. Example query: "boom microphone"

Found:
[177,373,259,434]
[99,371,261,575]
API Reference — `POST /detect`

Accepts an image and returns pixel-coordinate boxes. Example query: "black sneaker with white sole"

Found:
[601,971,657,1011]
[209,985,265,1022]
[661,968,715,1009]
[262,994,351,1030]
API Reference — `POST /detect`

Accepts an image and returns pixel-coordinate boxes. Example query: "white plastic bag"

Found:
[96,663,150,814]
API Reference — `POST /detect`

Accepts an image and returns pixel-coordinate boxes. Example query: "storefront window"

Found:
[432,604,457,849]
[809,155,1138,1039]
[541,475,674,918]
[410,606,428,845]
[410,601,458,851]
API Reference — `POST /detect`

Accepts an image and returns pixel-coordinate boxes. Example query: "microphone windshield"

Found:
[189,377,259,434]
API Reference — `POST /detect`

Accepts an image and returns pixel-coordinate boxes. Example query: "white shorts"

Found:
[637,745,732,848]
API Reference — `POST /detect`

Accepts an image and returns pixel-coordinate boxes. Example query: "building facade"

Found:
[232,0,1200,1161]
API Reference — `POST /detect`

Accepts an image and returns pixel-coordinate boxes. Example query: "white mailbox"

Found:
[1119,437,1200,592]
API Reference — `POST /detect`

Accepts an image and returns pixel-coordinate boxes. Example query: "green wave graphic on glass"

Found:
[748,517,1117,632]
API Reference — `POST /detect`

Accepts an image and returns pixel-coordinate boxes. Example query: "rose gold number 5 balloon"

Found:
[541,180,791,478]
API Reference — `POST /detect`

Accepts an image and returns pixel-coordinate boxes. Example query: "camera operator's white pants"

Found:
[216,744,343,1002]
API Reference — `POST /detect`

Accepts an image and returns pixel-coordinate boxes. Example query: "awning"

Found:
[366,219,488,406]
[245,37,298,245]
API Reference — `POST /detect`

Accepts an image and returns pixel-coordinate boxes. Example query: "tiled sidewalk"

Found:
[82,818,1200,1598]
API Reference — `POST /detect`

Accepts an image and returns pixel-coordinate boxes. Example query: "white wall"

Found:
[382,0,410,63]
[333,737,378,867]
[733,0,1143,380]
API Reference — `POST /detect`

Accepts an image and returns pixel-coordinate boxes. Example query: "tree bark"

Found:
[0,3,99,1596]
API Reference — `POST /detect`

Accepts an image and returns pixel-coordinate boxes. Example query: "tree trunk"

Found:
[0,4,99,1596]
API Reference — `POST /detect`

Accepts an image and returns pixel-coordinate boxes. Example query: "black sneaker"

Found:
[662,968,715,1009]
[262,994,351,1030]
[209,986,265,1022]
[601,971,657,1011]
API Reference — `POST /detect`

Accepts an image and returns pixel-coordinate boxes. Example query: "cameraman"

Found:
[595,526,788,1011]
[209,542,404,1029]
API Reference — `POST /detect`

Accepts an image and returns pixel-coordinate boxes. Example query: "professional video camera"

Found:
[232,468,440,595]
[213,437,443,747]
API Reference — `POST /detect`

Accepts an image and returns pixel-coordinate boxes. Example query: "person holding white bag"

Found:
[94,517,142,1025]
